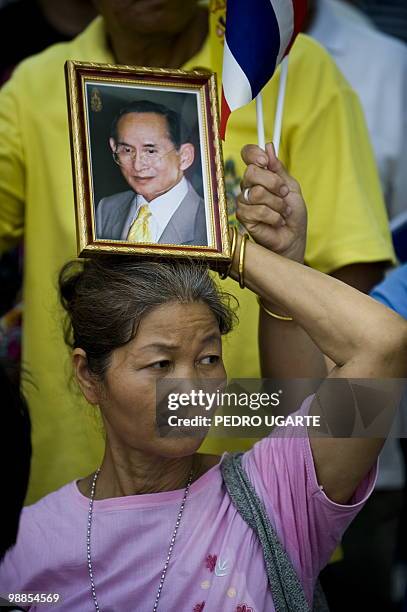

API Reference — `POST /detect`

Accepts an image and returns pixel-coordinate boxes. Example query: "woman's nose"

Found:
[173,364,198,381]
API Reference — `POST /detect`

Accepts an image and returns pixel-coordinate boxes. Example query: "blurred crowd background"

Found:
[0,1,406,610]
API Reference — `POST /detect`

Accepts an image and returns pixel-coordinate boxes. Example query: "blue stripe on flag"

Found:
[225,0,281,98]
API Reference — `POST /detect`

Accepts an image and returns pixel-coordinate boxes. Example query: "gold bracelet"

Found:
[257,296,293,321]
[219,226,237,279]
[238,233,249,289]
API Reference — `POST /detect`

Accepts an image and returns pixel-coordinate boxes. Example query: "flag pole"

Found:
[273,55,289,156]
[256,93,266,150]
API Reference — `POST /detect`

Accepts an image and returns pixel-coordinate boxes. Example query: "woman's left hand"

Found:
[237,142,307,264]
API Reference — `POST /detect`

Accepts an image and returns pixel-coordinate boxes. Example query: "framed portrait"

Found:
[65,60,230,264]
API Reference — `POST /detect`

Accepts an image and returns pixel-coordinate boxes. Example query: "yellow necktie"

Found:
[127,204,152,243]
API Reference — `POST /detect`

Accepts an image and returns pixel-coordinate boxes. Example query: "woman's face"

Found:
[93,301,226,457]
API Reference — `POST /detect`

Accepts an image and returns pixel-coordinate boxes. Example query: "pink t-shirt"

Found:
[0,424,376,611]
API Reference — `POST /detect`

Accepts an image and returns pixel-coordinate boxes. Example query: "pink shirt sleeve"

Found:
[242,407,377,601]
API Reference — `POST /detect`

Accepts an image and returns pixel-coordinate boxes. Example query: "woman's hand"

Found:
[237,142,307,264]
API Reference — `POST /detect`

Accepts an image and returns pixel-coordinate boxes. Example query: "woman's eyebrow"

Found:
[136,341,180,352]
[136,333,221,353]
[200,333,222,345]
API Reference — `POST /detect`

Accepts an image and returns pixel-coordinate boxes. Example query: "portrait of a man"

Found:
[95,99,208,246]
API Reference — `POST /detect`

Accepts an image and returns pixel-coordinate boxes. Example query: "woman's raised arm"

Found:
[232,239,406,380]
[231,143,407,503]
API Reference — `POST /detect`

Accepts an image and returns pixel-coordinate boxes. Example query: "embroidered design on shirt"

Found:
[193,602,205,612]
[236,605,254,612]
[215,557,229,576]
[205,554,217,572]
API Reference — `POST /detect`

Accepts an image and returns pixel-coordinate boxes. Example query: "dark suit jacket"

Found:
[95,181,208,246]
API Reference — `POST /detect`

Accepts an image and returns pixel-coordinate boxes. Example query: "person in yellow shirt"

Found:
[0,0,395,503]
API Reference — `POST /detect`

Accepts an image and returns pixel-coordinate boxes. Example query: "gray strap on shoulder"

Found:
[221,452,328,612]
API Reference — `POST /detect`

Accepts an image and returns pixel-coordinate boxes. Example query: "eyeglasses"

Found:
[113,144,178,167]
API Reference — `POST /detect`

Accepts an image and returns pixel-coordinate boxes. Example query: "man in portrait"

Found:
[95,99,208,246]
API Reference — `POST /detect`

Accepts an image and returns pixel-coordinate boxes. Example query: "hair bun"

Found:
[58,261,84,314]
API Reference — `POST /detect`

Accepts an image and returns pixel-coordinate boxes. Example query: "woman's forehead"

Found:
[132,302,221,348]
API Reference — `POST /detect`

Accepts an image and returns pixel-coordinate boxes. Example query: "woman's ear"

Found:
[73,348,100,405]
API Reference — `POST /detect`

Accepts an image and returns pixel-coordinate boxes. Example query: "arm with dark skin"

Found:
[232,144,407,504]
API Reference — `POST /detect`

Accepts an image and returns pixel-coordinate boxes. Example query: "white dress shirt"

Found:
[129,176,189,242]
[309,0,407,219]
[328,0,373,27]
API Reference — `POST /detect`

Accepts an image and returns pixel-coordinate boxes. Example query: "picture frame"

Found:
[65,60,230,264]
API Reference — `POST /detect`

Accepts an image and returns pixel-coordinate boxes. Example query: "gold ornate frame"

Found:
[65,60,230,265]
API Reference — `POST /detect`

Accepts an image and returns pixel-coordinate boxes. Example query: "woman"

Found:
[1,145,406,612]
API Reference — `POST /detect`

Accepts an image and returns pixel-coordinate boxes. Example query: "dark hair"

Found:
[59,257,237,379]
[110,99,188,149]
[0,360,31,561]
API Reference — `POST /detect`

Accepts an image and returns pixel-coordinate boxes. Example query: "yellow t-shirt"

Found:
[0,16,394,502]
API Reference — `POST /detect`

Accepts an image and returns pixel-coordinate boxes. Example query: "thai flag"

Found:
[220,0,308,139]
